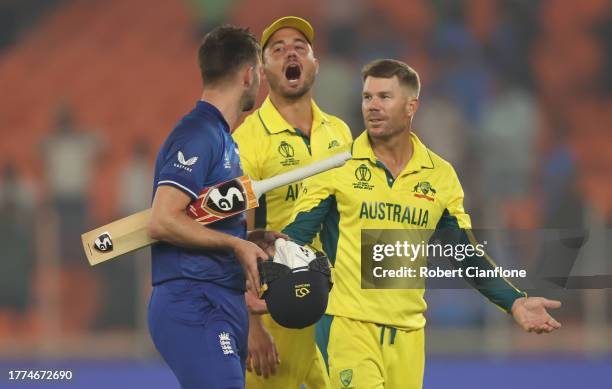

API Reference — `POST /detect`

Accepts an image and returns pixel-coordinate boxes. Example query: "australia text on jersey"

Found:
[360,201,429,227]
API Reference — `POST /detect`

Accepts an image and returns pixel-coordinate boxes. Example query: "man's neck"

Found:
[200,89,242,129]
[370,128,414,178]
[269,92,313,136]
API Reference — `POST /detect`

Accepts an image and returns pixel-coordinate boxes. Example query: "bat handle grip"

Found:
[254,151,351,197]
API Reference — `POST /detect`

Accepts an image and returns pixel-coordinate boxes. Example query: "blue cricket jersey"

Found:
[151,100,246,290]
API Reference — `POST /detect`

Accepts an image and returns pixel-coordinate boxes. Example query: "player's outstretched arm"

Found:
[438,166,563,332]
[149,185,266,293]
[511,297,562,334]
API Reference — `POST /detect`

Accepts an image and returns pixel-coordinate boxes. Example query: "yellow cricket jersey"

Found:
[283,130,525,330]
[233,96,353,233]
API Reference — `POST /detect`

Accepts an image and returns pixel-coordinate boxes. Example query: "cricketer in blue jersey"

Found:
[147,26,282,389]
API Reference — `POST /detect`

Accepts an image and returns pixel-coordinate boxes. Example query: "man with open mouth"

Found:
[233,16,353,389]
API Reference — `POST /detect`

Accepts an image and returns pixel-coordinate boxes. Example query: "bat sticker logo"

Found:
[178,150,198,166]
[93,232,113,252]
[205,180,247,214]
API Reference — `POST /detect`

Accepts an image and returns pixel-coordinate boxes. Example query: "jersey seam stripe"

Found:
[157,180,198,199]
[257,109,273,135]
[424,150,436,169]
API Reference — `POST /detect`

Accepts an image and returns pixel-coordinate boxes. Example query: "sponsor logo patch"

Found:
[295,283,311,298]
[174,150,198,172]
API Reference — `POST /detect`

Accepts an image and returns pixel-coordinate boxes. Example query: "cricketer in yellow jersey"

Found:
[232,16,352,389]
[282,59,562,389]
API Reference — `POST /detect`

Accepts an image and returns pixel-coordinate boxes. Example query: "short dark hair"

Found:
[361,59,420,97]
[198,25,260,85]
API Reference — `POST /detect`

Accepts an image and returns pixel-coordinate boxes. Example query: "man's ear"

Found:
[406,97,419,118]
[313,57,320,76]
[244,65,255,88]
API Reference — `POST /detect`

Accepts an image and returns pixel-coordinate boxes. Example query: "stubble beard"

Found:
[240,84,258,112]
[267,69,315,100]
[367,120,410,142]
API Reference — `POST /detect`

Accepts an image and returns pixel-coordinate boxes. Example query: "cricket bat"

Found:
[82,151,351,266]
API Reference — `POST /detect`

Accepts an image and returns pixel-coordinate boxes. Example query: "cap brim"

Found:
[261,16,314,50]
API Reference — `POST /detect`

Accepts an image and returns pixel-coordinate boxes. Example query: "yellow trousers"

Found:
[325,315,425,389]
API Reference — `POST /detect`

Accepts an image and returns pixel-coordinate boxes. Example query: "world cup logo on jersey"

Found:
[353,164,374,190]
[278,141,299,167]
[355,164,372,182]
[278,141,295,158]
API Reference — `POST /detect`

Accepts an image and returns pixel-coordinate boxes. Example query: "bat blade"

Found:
[82,151,351,266]
[82,209,154,266]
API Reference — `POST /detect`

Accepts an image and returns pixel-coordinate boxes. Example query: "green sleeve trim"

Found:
[315,314,333,374]
[434,209,526,313]
[435,208,460,229]
[319,195,340,265]
[282,195,334,247]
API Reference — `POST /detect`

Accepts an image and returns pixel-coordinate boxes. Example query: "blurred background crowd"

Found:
[0,0,610,386]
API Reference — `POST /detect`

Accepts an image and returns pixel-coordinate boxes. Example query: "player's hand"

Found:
[245,287,268,314]
[511,297,562,334]
[246,316,280,378]
[247,230,287,258]
[233,239,267,296]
